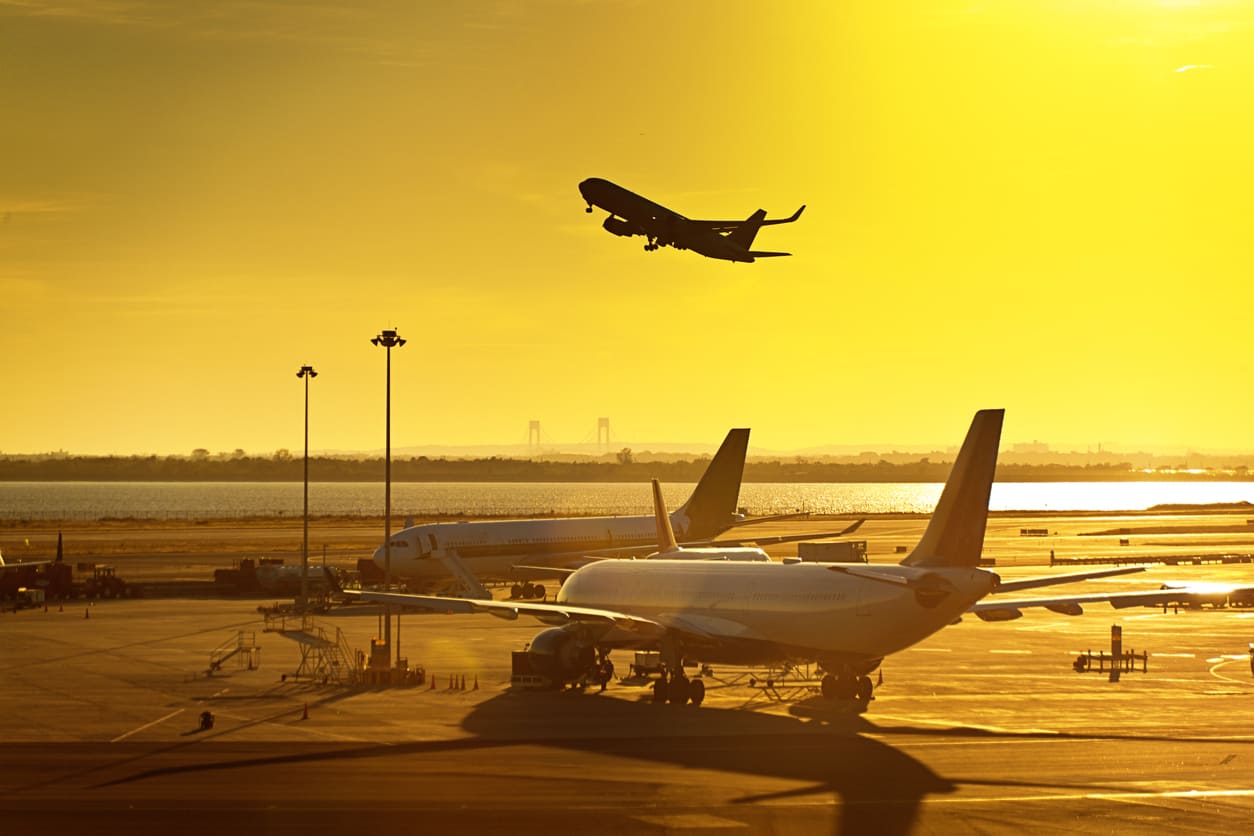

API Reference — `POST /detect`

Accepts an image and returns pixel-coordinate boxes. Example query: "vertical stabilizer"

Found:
[651,479,680,552]
[673,428,749,539]
[725,209,767,250]
[901,409,1004,568]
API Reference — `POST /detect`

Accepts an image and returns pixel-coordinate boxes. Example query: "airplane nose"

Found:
[578,179,594,201]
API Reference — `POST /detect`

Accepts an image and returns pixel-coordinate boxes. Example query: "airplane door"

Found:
[856,577,873,617]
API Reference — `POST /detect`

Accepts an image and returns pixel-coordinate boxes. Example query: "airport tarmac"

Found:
[6,552,1254,834]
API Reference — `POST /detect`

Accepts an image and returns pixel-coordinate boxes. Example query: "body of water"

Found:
[1,481,1252,521]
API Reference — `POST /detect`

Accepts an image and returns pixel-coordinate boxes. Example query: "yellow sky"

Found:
[2,1,1252,456]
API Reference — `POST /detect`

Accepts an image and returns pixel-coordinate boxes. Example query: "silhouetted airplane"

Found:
[579,177,803,263]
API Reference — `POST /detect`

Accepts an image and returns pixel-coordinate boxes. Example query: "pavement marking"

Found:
[867,714,1061,737]
[1208,659,1254,688]
[907,647,953,653]
[633,814,747,829]
[1151,652,1196,658]
[110,708,185,743]
[988,649,1033,654]
[923,788,1254,806]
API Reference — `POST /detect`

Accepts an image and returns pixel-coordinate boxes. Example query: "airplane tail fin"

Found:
[901,409,1004,569]
[673,428,749,539]
[725,209,767,250]
[652,479,680,552]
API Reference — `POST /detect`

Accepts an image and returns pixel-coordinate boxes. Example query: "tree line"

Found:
[0,454,1245,482]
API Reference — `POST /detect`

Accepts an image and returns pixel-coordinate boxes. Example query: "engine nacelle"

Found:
[602,217,635,237]
[528,626,597,682]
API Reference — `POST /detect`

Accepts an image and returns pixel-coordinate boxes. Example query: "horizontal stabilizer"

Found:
[747,251,791,258]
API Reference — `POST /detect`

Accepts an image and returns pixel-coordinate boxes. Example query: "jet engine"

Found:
[602,217,636,237]
[528,626,597,682]
[911,572,956,609]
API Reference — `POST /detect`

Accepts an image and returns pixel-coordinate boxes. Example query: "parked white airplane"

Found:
[351,409,1178,708]
[371,427,862,591]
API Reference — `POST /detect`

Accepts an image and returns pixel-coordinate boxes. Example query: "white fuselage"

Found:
[557,559,998,664]
[375,513,695,585]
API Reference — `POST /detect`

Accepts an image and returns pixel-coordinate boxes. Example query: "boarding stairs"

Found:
[208,631,260,674]
[264,612,360,686]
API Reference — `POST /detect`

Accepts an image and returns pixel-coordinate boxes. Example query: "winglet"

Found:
[761,205,805,226]
[652,479,680,553]
[901,409,1004,569]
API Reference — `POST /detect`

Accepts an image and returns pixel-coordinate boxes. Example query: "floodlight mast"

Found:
[296,365,317,612]
[371,329,404,660]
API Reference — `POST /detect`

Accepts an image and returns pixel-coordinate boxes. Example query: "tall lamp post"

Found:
[296,364,317,613]
[371,328,405,659]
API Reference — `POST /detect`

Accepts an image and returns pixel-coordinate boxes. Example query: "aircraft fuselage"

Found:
[558,558,998,666]
[579,177,765,263]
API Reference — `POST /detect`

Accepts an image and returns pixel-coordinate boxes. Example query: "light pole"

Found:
[371,328,405,660]
[296,364,317,613]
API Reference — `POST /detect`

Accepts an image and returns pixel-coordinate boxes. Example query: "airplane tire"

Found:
[510,584,522,599]
[533,584,546,601]
[688,678,705,707]
[821,674,837,700]
[855,676,873,703]
[652,679,669,704]
[668,677,689,705]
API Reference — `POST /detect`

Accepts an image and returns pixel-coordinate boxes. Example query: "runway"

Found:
[5,563,1254,834]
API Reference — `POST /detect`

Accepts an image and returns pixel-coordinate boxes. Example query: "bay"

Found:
[1,481,1252,521]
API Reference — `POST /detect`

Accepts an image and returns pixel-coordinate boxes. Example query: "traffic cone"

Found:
[447,674,454,689]
[302,702,309,720]
[58,603,63,612]
[472,675,479,691]
[460,674,466,690]
[84,608,90,619]
[876,670,883,687]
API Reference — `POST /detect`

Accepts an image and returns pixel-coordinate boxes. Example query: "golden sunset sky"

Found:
[2,1,1252,456]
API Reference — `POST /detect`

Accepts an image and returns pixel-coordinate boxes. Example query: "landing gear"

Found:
[821,672,874,706]
[650,669,704,706]
[585,204,593,213]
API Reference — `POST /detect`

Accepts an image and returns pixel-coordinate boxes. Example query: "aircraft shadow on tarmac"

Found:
[96,690,1254,835]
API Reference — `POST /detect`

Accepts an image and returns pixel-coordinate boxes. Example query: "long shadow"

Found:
[77,686,1254,834]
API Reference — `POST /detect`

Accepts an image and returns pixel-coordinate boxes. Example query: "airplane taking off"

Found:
[579,177,803,263]
[351,409,1191,709]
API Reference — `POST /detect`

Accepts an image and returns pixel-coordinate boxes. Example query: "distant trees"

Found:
[616,448,634,465]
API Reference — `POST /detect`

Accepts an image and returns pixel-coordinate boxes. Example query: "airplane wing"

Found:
[500,520,868,575]
[341,588,766,651]
[993,566,1147,594]
[970,588,1201,621]
[0,557,52,573]
[724,512,813,528]
[343,588,664,634]
[702,518,865,549]
[967,566,1192,620]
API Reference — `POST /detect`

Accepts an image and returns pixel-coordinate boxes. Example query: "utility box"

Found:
[797,541,868,563]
